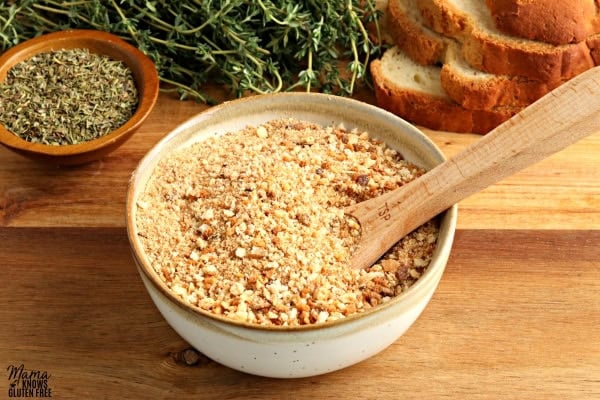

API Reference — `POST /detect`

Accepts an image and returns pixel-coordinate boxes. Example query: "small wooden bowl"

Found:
[0,30,159,165]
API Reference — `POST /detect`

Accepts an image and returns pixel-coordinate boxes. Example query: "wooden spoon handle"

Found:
[348,66,600,269]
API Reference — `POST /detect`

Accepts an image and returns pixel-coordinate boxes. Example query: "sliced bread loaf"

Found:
[417,0,598,82]
[386,0,561,110]
[370,46,520,134]
[485,0,600,45]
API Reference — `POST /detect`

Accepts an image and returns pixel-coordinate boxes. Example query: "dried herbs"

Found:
[0,48,138,145]
[0,1,381,103]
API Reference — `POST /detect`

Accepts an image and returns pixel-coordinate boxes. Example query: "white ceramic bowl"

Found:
[126,93,457,378]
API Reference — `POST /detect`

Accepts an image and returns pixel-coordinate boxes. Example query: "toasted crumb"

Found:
[136,119,439,326]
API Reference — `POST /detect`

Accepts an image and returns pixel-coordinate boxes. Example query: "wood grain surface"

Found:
[1,91,599,399]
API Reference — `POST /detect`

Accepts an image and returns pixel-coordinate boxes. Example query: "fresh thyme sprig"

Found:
[0,1,381,103]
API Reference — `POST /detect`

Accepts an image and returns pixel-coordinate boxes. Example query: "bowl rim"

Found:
[127,92,458,332]
[0,29,159,158]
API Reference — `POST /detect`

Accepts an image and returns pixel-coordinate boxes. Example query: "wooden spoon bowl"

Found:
[0,30,159,165]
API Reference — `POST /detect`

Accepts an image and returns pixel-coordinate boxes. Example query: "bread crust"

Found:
[485,0,600,45]
[418,0,598,82]
[440,46,563,110]
[587,32,600,64]
[370,57,519,134]
[461,33,596,84]
[387,0,446,65]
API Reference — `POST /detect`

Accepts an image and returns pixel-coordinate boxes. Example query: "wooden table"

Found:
[1,92,599,399]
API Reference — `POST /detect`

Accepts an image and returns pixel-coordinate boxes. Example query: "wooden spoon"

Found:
[346,66,600,270]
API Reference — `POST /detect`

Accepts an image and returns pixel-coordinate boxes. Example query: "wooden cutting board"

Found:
[1,91,598,399]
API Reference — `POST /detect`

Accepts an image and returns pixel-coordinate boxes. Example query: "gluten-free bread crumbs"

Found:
[136,119,439,326]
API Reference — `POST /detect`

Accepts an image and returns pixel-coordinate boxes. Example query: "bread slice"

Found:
[485,0,600,45]
[440,43,563,110]
[417,0,598,82]
[385,0,561,110]
[370,46,520,134]
[387,0,446,65]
